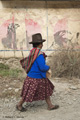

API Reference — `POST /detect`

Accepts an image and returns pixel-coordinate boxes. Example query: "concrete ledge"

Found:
[0,1,80,8]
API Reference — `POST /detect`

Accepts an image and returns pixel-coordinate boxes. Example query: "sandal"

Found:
[48,105,59,110]
[16,105,27,112]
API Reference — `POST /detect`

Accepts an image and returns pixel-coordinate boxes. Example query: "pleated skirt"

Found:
[21,76,54,102]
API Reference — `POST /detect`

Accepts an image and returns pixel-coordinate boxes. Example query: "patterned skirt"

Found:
[21,76,54,102]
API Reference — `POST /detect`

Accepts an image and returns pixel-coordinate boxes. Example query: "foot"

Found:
[16,105,27,112]
[48,105,59,110]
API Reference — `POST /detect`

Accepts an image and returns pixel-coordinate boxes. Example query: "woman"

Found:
[16,33,59,111]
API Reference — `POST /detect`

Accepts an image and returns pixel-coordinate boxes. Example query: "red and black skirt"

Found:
[21,76,54,102]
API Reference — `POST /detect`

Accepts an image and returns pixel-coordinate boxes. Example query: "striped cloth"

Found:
[20,48,46,73]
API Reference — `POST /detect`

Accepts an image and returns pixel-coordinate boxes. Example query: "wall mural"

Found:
[2,23,20,49]
[54,18,68,47]
[0,12,80,52]
[25,18,41,50]
[0,16,19,50]
[48,17,80,50]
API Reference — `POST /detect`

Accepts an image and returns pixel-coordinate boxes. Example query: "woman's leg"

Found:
[45,96,54,108]
[16,98,24,110]
[45,97,59,110]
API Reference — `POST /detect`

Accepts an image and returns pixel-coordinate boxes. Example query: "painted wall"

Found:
[0,0,80,58]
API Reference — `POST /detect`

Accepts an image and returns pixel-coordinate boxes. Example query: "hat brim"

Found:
[29,39,46,44]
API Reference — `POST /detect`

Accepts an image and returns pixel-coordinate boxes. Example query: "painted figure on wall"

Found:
[2,23,19,49]
[49,17,80,49]
[54,30,72,47]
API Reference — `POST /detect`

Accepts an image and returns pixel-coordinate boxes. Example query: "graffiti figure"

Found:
[2,23,19,49]
[54,30,72,47]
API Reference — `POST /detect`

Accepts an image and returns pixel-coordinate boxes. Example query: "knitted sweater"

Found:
[27,54,50,78]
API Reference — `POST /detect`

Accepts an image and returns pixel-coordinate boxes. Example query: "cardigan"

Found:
[27,54,50,78]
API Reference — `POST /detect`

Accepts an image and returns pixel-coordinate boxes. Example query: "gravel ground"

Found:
[0,78,80,120]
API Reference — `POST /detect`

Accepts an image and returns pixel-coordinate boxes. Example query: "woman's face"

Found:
[38,43,43,49]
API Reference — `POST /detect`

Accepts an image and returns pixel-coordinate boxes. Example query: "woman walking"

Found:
[16,33,59,111]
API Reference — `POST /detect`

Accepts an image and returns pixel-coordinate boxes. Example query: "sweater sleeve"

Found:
[36,54,50,72]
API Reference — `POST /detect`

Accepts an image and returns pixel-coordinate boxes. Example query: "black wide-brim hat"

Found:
[29,33,46,44]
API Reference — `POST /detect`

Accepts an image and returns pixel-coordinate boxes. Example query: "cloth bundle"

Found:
[20,48,47,74]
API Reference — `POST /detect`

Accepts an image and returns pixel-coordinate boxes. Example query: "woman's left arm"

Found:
[36,54,50,72]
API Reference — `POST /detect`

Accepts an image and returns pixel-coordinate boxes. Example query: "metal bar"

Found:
[0,49,80,51]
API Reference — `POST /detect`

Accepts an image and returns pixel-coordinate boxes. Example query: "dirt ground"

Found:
[0,77,80,120]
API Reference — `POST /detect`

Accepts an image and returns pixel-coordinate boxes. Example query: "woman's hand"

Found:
[46,69,52,79]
